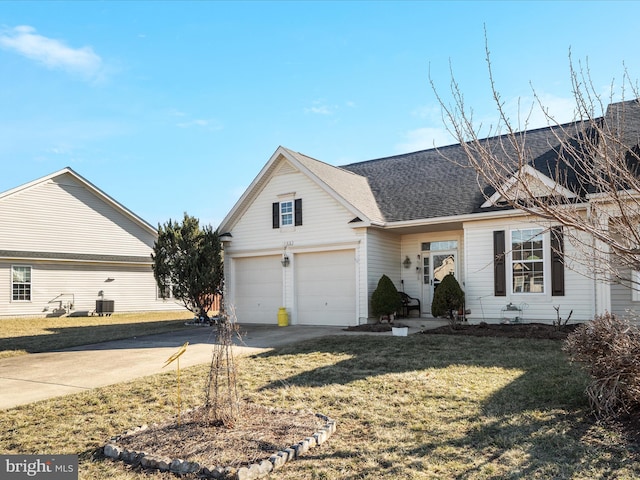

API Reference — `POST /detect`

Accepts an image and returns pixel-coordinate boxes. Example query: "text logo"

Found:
[0,455,78,480]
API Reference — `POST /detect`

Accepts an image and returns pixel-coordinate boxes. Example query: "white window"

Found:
[12,265,32,301]
[511,229,545,294]
[280,200,293,226]
[157,278,174,299]
[632,270,640,302]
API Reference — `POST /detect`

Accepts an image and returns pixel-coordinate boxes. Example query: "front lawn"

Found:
[1,334,639,479]
[0,310,194,358]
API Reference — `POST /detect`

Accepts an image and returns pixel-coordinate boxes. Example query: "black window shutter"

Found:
[294,199,303,226]
[551,226,565,296]
[272,202,280,229]
[494,230,507,296]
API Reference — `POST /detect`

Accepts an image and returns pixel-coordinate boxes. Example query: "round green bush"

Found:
[430,274,464,319]
[370,274,402,319]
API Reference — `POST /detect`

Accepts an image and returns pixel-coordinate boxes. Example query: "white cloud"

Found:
[0,25,104,81]
[176,118,223,131]
[305,99,337,115]
[305,105,333,115]
[502,93,578,130]
[396,127,457,153]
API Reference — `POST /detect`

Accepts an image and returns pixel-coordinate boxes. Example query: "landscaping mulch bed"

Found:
[108,402,331,477]
[424,322,581,340]
[345,321,580,339]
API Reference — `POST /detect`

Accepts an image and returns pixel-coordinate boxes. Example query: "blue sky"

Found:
[1,1,638,228]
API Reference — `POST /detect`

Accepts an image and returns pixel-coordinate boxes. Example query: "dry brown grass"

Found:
[1,334,639,479]
[0,310,193,358]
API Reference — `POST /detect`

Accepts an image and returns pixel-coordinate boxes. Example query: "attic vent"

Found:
[276,162,298,176]
[349,217,363,223]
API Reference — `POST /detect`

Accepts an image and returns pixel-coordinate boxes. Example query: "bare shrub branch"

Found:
[564,313,640,417]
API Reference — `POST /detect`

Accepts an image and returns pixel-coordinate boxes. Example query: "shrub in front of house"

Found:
[370,275,402,322]
[430,273,464,322]
[564,312,640,418]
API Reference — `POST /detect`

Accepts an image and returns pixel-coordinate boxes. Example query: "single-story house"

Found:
[0,167,184,317]
[218,99,640,326]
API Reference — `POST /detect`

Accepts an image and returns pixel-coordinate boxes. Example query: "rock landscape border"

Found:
[103,410,337,480]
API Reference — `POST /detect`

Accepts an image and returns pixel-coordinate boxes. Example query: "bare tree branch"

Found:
[431,39,640,290]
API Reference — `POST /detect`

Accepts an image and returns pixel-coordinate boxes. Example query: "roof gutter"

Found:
[380,203,590,230]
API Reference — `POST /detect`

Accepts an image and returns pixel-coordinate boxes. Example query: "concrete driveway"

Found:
[0,324,350,410]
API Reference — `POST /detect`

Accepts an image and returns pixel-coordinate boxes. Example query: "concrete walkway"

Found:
[0,319,448,410]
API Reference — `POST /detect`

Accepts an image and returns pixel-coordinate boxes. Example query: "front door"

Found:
[422,250,457,315]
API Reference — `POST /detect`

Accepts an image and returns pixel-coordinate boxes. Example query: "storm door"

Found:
[421,241,458,315]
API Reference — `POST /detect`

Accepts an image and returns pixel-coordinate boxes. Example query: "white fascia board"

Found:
[587,188,640,202]
[382,202,589,230]
[288,155,374,225]
[218,146,375,232]
[218,146,288,232]
[382,209,527,230]
[481,164,577,208]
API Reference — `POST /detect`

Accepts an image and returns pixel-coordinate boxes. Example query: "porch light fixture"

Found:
[281,255,290,267]
[403,256,412,269]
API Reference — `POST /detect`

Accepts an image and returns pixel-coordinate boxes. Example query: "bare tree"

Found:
[431,39,640,289]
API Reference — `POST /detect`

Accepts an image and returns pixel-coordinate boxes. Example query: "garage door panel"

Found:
[234,256,281,324]
[296,250,356,326]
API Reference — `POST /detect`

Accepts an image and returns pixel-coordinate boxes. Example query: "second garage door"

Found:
[295,249,356,326]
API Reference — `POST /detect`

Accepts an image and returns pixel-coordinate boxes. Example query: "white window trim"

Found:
[509,228,547,295]
[280,200,294,227]
[11,265,32,302]
[632,270,640,302]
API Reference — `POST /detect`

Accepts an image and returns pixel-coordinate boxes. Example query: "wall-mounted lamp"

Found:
[417,254,421,260]
[219,232,233,242]
[403,255,412,269]
[281,255,290,267]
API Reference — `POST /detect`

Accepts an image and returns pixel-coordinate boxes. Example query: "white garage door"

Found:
[296,250,356,326]
[234,255,282,324]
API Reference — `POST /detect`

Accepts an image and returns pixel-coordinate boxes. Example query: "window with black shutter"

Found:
[294,198,302,226]
[273,199,302,228]
[272,202,280,229]
[550,226,565,296]
[494,230,506,296]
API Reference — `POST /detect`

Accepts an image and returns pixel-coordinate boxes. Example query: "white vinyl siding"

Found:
[0,262,178,317]
[0,176,155,256]
[226,165,360,251]
[610,268,640,318]
[0,171,184,317]
[366,230,402,318]
[224,160,368,326]
[464,218,594,323]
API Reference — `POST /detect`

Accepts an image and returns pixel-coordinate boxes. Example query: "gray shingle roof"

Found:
[341,99,640,222]
[341,125,570,221]
[283,148,384,223]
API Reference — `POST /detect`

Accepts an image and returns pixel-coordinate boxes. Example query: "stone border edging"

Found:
[103,411,336,480]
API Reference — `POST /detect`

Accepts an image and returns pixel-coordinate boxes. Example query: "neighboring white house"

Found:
[219,100,640,327]
[0,167,183,317]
